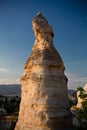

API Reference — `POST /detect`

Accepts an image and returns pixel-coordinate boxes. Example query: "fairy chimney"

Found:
[15,13,73,130]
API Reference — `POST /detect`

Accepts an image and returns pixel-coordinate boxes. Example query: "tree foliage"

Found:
[77,87,83,92]
[76,100,87,129]
[79,91,87,99]
[7,120,16,130]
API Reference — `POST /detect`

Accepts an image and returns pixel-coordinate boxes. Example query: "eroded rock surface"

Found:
[15,13,73,130]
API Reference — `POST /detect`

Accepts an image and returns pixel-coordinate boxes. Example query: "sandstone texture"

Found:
[15,13,73,130]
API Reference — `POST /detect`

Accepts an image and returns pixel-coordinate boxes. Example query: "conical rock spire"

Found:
[15,13,73,130]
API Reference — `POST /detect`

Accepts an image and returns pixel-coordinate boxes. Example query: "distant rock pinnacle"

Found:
[15,13,73,130]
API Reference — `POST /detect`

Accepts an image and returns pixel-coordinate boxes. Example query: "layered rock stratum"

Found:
[15,13,73,130]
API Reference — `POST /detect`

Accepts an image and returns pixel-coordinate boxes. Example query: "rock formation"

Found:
[77,84,87,108]
[15,13,73,130]
[77,91,83,108]
[84,83,87,91]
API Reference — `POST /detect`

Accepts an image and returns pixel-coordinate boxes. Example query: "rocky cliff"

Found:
[15,13,73,130]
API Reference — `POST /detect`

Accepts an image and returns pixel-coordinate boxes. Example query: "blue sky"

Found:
[0,0,87,89]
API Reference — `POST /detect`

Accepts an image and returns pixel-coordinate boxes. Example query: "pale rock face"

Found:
[15,13,73,130]
[76,91,83,108]
[77,90,87,109]
[77,83,87,109]
[84,83,87,91]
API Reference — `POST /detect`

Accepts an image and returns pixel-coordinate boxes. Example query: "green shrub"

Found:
[79,92,87,99]
[76,100,87,129]
[7,120,16,130]
[77,87,83,92]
